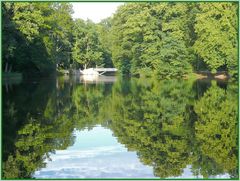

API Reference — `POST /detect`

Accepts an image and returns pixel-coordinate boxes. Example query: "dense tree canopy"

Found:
[193,3,238,75]
[110,3,193,77]
[110,2,237,78]
[72,19,104,69]
[2,2,238,78]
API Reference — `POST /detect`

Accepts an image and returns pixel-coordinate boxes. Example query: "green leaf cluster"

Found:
[110,2,238,78]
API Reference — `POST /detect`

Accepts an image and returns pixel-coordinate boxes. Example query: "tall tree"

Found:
[110,3,194,78]
[72,19,103,69]
[193,2,238,76]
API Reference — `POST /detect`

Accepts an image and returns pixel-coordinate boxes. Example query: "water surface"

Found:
[2,75,238,179]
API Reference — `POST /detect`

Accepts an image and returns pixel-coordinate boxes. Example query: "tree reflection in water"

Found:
[2,76,238,179]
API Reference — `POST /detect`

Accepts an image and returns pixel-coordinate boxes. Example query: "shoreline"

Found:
[193,72,230,80]
[2,71,231,82]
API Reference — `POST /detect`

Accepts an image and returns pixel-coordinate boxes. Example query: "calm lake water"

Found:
[2,75,238,179]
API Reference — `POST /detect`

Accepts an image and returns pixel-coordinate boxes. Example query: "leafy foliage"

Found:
[72,20,104,68]
[193,3,238,75]
[110,2,237,78]
[2,2,238,78]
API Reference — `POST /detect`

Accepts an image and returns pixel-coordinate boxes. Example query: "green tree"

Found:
[110,3,193,78]
[193,3,238,75]
[97,18,114,68]
[2,2,74,75]
[12,3,44,41]
[2,2,45,73]
[45,3,74,70]
[72,19,103,68]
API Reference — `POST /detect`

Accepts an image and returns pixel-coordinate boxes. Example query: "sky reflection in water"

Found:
[34,126,155,178]
[34,126,230,179]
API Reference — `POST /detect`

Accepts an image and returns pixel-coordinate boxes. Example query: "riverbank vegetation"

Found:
[2,2,238,78]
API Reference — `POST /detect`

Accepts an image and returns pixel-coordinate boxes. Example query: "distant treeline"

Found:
[2,2,238,78]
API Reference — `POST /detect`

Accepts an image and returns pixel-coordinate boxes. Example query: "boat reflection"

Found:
[80,75,117,84]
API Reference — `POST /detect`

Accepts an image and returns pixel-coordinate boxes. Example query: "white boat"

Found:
[80,68,99,75]
[79,67,118,76]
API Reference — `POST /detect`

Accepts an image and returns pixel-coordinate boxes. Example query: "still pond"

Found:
[2,75,238,179]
